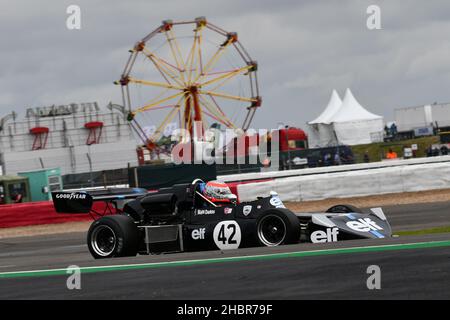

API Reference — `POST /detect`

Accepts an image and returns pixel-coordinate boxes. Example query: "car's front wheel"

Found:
[326,204,362,214]
[87,215,139,259]
[256,209,300,247]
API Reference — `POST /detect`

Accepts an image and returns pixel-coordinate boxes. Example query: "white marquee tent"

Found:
[332,89,384,145]
[308,88,384,146]
[308,89,342,147]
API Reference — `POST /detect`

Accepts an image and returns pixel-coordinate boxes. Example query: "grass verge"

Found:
[396,226,450,236]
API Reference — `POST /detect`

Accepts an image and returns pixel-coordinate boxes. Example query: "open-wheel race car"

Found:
[52,179,392,259]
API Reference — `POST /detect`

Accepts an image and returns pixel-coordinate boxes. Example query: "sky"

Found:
[2,0,450,129]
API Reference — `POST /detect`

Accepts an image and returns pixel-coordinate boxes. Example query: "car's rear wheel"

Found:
[326,204,362,213]
[256,209,300,247]
[87,215,139,259]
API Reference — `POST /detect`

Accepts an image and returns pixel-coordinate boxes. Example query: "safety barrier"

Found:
[220,155,450,183]
[236,160,450,202]
[0,201,108,229]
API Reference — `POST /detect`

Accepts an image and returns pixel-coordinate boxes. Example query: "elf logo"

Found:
[346,218,383,232]
[191,228,206,240]
[310,228,339,243]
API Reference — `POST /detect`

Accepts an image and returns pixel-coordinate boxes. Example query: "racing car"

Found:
[52,179,392,259]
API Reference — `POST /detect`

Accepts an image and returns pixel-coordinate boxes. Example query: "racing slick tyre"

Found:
[87,215,139,259]
[326,204,362,214]
[256,209,300,247]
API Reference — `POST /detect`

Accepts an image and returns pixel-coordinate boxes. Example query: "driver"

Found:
[200,180,237,206]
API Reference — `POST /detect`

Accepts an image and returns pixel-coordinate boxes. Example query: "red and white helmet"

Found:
[203,180,236,204]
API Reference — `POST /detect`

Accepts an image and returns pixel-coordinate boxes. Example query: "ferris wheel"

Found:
[115,17,261,150]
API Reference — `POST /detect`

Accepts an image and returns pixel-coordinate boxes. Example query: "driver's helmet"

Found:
[202,180,236,205]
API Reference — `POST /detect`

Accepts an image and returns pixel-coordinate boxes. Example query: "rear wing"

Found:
[51,188,148,214]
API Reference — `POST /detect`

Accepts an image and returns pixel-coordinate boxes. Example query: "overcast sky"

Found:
[2,0,450,129]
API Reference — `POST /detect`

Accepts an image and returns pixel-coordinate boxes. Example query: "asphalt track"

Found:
[0,201,450,299]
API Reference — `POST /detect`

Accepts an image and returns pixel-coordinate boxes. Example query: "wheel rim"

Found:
[91,225,116,256]
[257,214,287,246]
